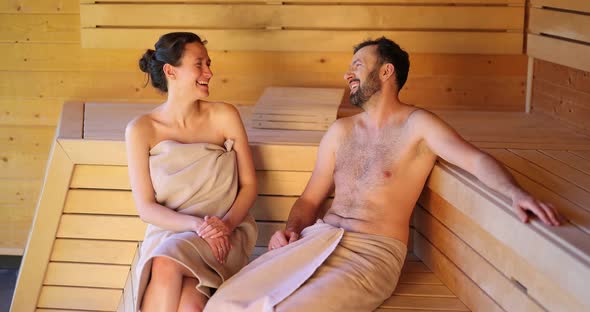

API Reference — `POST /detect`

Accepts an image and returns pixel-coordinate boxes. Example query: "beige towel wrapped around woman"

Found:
[134,139,257,310]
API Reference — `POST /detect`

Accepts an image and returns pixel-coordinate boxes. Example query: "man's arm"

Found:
[268,120,341,250]
[414,110,560,226]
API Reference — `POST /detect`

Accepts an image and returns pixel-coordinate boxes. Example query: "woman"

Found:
[126,32,257,311]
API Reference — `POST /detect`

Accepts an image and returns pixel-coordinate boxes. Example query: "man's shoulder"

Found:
[406,108,443,128]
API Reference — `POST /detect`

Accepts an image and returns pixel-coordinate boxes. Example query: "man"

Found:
[205,37,560,312]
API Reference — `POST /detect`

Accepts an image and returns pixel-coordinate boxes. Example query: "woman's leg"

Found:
[177,277,208,312]
[141,256,185,312]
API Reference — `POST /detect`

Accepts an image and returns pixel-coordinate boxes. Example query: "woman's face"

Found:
[170,42,213,99]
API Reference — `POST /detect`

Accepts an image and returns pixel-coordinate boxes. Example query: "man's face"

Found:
[344,45,382,108]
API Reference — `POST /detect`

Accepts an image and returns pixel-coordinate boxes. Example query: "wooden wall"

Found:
[1,0,527,255]
[527,1,590,133]
[531,60,590,133]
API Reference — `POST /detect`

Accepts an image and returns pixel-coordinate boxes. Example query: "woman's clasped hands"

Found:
[198,216,232,264]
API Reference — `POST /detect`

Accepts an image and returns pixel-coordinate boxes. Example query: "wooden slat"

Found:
[64,189,136,215]
[527,34,590,73]
[419,189,587,311]
[251,144,317,171]
[1,125,54,155]
[541,150,590,175]
[393,284,455,298]
[510,149,590,192]
[81,28,524,54]
[413,233,500,312]
[529,8,590,43]
[487,149,590,213]
[530,0,590,13]
[69,165,312,196]
[37,286,121,311]
[381,295,469,311]
[50,239,137,265]
[0,71,527,111]
[63,189,304,222]
[0,46,527,76]
[57,215,146,241]
[257,171,311,196]
[401,261,430,273]
[534,58,590,94]
[532,79,590,132]
[0,97,62,126]
[428,161,590,307]
[82,0,524,3]
[0,149,50,179]
[55,214,284,247]
[44,262,129,289]
[0,0,79,14]
[11,143,74,312]
[533,90,590,132]
[0,14,79,43]
[81,4,524,30]
[251,196,295,222]
[59,139,128,165]
[571,150,590,161]
[398,272,443,285]
[414,206,544,311]
[502,163,590,235]
[70,165,130,190]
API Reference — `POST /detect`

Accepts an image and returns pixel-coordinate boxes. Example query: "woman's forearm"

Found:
[138,202,204,232]
[222,182,257,232]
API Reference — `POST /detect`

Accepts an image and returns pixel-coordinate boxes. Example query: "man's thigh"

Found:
[275,244,397,312]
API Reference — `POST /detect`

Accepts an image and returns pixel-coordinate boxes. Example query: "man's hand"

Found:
[512,190,561,226]
[268,229,300,251]
[204,235,231,264]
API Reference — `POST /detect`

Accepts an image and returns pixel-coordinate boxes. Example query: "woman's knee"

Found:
[151,257,183,280]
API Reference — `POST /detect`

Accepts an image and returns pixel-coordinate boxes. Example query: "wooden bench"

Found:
[12,101,590,311]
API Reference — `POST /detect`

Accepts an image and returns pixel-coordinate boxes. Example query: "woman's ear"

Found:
[163,63,176,80]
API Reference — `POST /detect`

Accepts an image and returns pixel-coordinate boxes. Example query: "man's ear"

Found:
[381,63,395,81]
[163,63,176,80]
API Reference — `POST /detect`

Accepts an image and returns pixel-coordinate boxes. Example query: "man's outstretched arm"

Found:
[268,121,342,250]
[414,110,560,226]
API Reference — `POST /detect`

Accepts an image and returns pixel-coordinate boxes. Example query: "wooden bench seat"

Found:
[12,101,590,311]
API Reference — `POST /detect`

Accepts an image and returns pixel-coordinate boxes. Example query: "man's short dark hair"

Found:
[354,37,410,91]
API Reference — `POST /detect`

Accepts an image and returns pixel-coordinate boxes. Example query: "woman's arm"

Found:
[125,115,205,232]
[218,104,258,232]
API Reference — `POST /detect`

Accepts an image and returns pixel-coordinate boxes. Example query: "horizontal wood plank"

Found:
[414,206,544,311]
[56,214,146,241]
[81,28,524,54]
[44,262,130,289]
[527,34,590,73]
[419,189,587,311]
[81,4,524,30]
[413,232,501,312]
[529,8,590,43]
[50,239,138,265]
[37,286,121,311]
[0,14,79,44]
[530,0,590,13]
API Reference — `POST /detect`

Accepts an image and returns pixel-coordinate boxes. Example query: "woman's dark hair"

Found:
[139,32,207,92]
[354,37,410,91]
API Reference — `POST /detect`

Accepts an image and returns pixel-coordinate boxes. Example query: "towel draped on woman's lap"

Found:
[205,220,407,312]
[134,139,257,311]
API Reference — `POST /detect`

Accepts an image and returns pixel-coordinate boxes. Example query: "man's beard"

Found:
[350,68,381,108]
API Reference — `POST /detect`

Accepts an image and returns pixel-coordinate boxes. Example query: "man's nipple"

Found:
[383,170,392,178]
